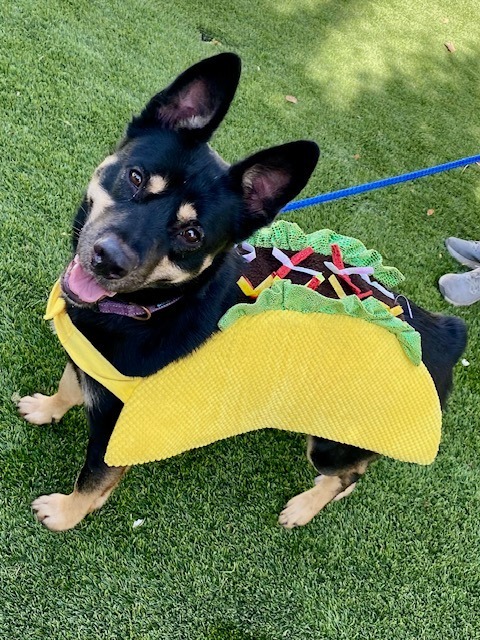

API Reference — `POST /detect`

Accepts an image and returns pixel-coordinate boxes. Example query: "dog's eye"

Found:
[178,227,204,246]
[128,169,144,188]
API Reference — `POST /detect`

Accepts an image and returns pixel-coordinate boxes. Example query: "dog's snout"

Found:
[91,236,136,279]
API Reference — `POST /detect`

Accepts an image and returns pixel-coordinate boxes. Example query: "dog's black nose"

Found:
[91,236,136,279]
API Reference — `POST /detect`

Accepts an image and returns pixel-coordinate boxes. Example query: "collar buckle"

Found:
[134,305,153,321]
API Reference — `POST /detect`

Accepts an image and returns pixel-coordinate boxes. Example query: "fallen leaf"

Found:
[427,208,435,216]
[442,17,449,24]
[353,154,361,160]
[11,392,21,404]
[444,41,456,53]
[285,95,298,104]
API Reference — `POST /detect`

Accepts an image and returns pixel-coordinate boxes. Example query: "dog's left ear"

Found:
[129,53,241,142]
[229,141,320,240]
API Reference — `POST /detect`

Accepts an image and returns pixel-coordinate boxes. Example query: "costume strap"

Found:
[45,281,141,403]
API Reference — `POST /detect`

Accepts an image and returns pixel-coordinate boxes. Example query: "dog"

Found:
[18,53,467,531]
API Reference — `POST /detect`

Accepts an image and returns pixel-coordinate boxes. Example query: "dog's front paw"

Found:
[278,491,319,529]
[32,493,86,532]
[18,393,61,425]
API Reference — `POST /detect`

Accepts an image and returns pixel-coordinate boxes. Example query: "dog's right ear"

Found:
[229,140,320,241]
[128,53,241,142]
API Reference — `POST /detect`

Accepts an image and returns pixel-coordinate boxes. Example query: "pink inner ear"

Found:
[157,78,214,127]
[244,166,290,211]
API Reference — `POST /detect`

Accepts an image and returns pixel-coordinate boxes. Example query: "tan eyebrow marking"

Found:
[146,175,168,194]
[177,203,197,223]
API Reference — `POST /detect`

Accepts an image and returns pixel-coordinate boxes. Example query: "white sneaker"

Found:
[445,237,480,269]
[438,267,480,306]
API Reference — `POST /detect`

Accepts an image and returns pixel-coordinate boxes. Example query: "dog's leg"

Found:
[32,390,126,531]
[278,437,375,529]
[18,362,83,425]
[278,466,369,529]
[314,473,358,500]
[32,439,127,531]
[32,464,126,532]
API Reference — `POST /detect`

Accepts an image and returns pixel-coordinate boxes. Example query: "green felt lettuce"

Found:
[247,220,404,289]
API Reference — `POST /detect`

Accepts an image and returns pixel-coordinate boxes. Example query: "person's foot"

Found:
[445,237,480,269]
[438,267,480,306]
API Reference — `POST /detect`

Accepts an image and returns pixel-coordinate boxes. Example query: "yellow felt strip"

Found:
[237,274,275,298]
[328,274,346,298]
[236,276,256,297]
[255,274,275,294]
[389,305,404,317]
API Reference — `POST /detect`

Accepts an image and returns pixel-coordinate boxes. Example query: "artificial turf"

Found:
[1,0,480,638]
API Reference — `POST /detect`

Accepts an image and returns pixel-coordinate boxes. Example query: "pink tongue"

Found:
[67,257,116,303]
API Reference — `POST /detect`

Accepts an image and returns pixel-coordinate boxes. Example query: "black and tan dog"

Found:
[19,53,466,531]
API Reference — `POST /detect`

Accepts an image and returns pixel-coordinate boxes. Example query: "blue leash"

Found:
[281,153,480,213]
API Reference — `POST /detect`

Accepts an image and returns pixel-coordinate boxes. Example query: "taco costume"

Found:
[45,221,441,467]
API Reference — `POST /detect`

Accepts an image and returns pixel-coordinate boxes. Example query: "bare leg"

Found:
[279,474,349,528]
[18,362,83,425]
[32,387,126,531]
[32,465,127,532]
[314,473,358,500]
[279,436,375,528]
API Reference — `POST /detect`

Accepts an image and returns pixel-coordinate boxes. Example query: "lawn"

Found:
[1,0,480,638]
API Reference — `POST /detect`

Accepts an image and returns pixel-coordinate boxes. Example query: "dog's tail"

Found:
[406,301,467,409]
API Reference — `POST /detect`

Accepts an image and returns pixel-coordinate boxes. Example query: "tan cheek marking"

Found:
[86,174,115,223]
[146,175,168,194]
[145,255,214,286]
[145,257,191,285]
[200,255,213,271]
[177,203,197,223]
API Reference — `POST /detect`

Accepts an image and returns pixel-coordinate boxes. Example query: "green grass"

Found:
[1,0,480,638]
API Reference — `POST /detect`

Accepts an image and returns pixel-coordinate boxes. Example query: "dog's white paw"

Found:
[18,394,61,425]
[32,493,84,532]
[278,490,319,529]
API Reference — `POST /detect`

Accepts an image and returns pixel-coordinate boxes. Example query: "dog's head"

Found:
[64,53,319,305]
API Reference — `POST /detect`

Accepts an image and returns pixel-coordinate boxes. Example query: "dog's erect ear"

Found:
[229,141,320,240]
[129,53,241,142]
